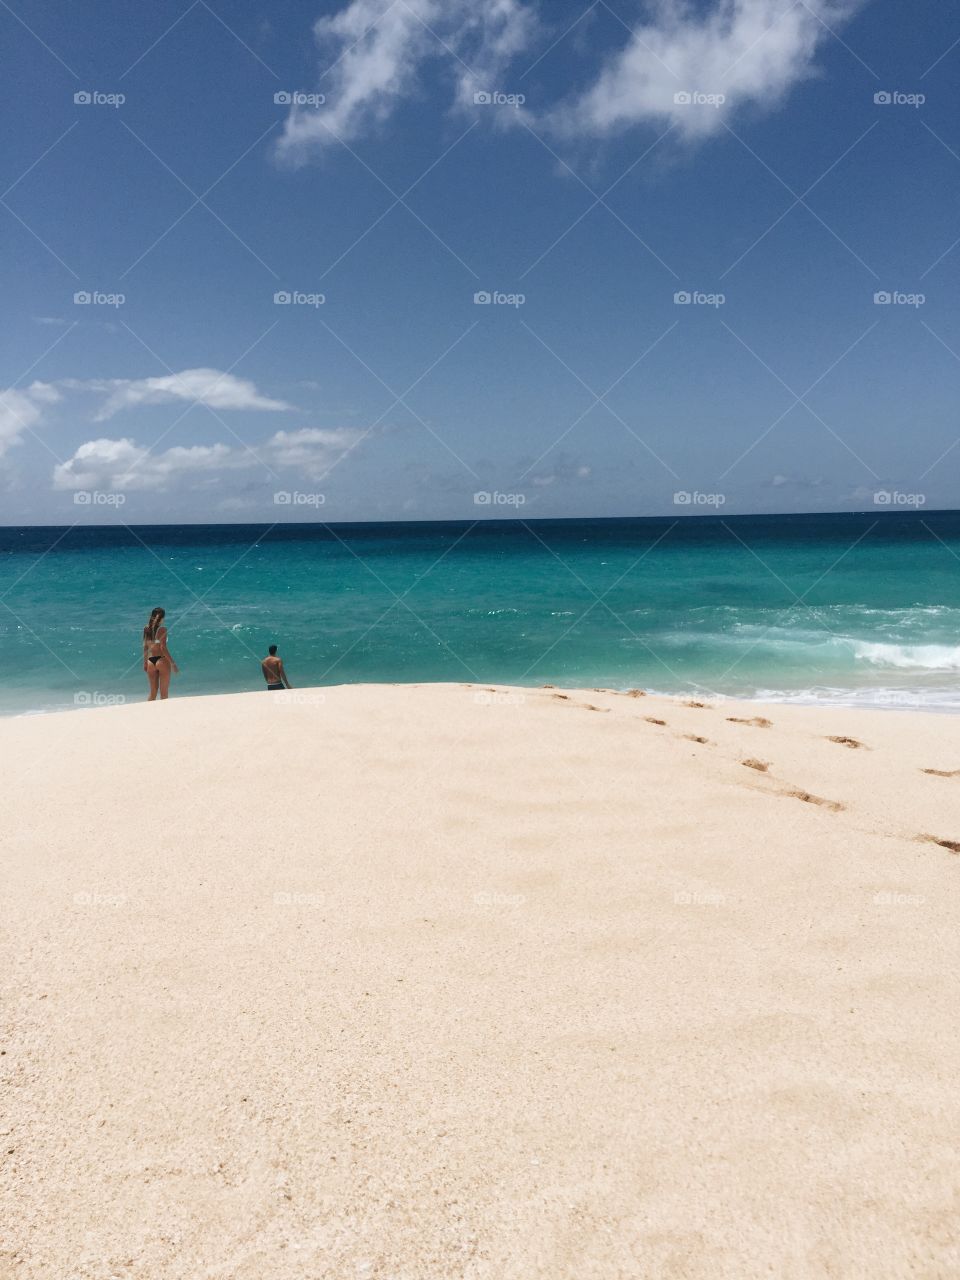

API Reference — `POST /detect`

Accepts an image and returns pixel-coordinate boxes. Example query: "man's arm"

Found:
[278,660,292,689]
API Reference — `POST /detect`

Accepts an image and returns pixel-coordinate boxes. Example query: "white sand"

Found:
[2,684,959,1278]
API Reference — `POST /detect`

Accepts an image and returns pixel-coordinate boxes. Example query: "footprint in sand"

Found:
[548,693,608,712]
[727,716,773,728]
[918,834,960,853]
[827,736,867,749]
[920,768,960,778]
[625,689,646,698]
[741,758,770,773]
[684,700,710,709]
[684,734,711,745]
[644,717,667,726]
[780,788,844,812]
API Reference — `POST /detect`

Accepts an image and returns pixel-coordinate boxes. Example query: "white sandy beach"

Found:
[2,683,959,1279]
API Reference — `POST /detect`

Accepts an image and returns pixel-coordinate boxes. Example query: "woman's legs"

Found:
[157,658,172,700]
[146,662,160,702]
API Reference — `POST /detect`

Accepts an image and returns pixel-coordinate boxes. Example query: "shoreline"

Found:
[8,679,960,720]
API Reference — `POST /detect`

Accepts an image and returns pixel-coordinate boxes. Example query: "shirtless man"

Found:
[261,644,292,691]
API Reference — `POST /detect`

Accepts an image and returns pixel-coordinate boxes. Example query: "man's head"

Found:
[268,644,278,656]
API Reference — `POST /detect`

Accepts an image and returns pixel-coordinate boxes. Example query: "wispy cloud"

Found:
[548,0,860,142]
[767,471,825,488]
[61,368,295,421]
[528,454,593,487]
[51,427,365,492]
[276,0,536,161]
[278,0,862,158]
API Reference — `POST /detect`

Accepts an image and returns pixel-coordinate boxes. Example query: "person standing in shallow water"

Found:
[142,607,179,701]
[261,644,292,691]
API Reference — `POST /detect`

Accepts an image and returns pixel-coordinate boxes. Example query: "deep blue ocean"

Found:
[2,513,960,715]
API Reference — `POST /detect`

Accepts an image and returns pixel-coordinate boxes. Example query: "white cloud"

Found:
[548,0,857,142]
[268,427,365,478]
[62,368,294,421]
[529,456,593,487]
[0,382,61,460]
[52,426,366,492]
[278,0,860,156]
[276,0,535,160]
[768,472,824,488]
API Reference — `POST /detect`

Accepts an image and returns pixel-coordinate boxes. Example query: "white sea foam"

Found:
[750,686,960,712]
[851,641,960,671]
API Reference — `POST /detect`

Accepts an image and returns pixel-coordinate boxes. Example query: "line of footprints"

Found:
[524,685,960,856]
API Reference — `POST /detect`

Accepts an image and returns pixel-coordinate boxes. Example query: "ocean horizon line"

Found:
[2,507,959,534]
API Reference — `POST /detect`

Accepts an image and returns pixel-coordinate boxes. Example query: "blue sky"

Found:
[1,0,958,523]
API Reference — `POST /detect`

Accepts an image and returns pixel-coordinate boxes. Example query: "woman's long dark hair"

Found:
[143,607,165,643]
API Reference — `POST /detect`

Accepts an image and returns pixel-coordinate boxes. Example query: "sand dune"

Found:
[3,685,959,1278]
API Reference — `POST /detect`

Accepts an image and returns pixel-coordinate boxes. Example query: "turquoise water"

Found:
[2,514,960,715]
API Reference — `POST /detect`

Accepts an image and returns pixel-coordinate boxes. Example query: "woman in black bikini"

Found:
[142,606,179,701]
